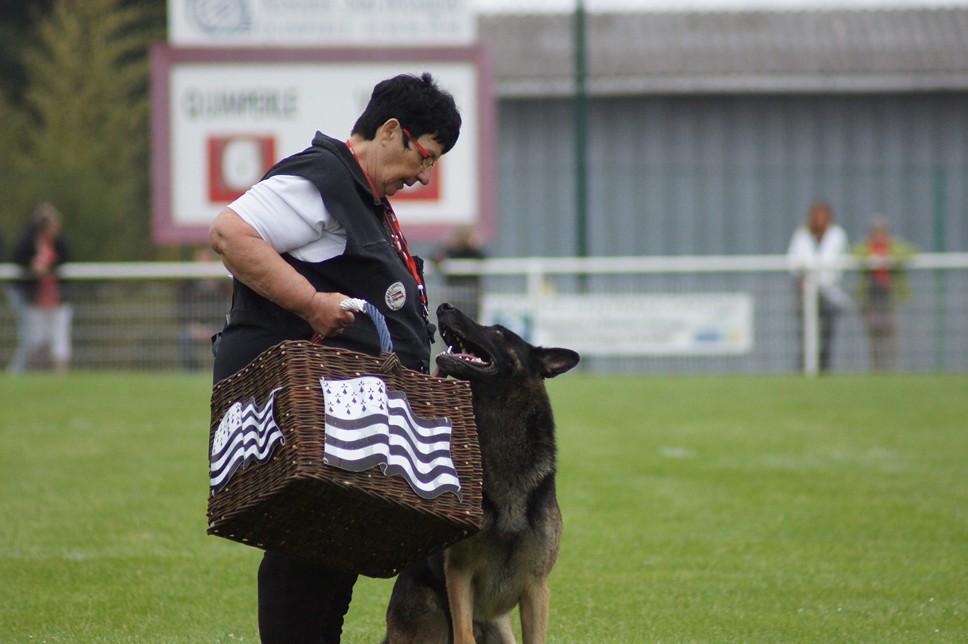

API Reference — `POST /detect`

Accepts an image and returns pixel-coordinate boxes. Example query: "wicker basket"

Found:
[207,340,483,578]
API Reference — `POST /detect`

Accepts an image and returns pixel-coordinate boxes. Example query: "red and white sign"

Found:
[207,134,275,203]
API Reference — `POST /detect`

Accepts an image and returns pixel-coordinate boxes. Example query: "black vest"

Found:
[225,132,433,374]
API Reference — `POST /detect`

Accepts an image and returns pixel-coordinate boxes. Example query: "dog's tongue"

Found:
[433,368,443,378]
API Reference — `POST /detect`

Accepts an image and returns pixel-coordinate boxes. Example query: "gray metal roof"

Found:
[478,7,968,95]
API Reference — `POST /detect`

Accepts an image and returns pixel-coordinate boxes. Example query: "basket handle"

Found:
[310,298,393,353]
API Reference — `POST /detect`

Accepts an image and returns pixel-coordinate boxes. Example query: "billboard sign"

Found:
[150,46,495,245]
[169,0,475,47]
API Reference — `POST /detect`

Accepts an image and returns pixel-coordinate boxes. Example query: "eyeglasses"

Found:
[402,127,437,170]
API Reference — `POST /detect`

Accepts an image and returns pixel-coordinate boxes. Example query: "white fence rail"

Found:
[2,254,966,374]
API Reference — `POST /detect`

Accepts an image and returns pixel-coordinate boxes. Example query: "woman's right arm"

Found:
[209,208,353,338]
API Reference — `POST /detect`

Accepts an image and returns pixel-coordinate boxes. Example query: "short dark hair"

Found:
[352,73,462,154]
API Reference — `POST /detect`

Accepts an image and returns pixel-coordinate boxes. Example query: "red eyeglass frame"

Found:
[402,127,436,169]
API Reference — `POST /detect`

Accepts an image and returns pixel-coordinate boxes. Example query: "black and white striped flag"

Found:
[210,388,285,493]
[321,377,462,501]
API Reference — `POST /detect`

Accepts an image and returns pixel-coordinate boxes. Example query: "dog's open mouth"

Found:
[436,325,494,377]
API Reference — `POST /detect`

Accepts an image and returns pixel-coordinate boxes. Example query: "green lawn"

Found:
[1,373,966,642]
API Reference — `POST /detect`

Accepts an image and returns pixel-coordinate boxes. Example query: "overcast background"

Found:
[473,0,968,12]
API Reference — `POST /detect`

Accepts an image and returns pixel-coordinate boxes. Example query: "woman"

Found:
[209,72,462,643]
[786,200,849,372]
[7,202,72,374]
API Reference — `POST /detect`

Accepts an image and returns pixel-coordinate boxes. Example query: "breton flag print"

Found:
[321,377,462,501]
[210,388,285,493]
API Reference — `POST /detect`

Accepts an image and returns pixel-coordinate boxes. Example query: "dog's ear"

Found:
[535,347,580,379]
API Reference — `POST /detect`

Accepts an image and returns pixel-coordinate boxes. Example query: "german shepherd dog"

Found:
[384,303,580,644]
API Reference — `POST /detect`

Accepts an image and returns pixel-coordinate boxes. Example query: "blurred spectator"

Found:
[7,203,72,374]
[1,224,13,338]
[786,200,850,372]
[852,216,918,372]
[432,225,486,319]
[176,247,231,371]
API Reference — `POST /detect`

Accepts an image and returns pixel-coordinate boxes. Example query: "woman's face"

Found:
[374,124,442,198]
[809,207,832,236]
[38,219,61,242]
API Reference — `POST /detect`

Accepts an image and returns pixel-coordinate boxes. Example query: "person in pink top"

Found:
[7,202,72,374]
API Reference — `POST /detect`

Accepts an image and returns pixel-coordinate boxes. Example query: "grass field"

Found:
[1,372,966,642]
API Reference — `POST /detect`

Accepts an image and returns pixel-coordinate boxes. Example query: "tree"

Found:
[0,95,25,257]
[0,1,54,104]
[11,0,163,260]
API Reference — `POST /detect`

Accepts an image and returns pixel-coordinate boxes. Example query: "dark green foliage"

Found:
[0,0,164,260]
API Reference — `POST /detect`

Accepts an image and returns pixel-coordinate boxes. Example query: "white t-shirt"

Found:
[228,175,347,263]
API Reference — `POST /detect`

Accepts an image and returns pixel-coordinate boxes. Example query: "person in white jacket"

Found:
[787,200,850,372]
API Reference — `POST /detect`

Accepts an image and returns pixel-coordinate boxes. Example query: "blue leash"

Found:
[309,298,393,353]
[363,301,393,353]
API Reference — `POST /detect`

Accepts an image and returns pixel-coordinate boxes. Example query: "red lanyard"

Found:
[346,140,429,318]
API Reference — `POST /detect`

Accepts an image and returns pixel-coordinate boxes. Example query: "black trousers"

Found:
[213,327,359,643]
[257,551,358,643]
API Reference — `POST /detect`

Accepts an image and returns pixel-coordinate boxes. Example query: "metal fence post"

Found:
[526,260,544,342]
[802,267,820,377]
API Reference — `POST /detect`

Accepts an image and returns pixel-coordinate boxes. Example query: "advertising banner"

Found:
[482,293,755,356]
[151,46,494,244]
[169,0,475,47]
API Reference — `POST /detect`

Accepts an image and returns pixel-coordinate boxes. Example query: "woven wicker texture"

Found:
[208,341,483,578]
